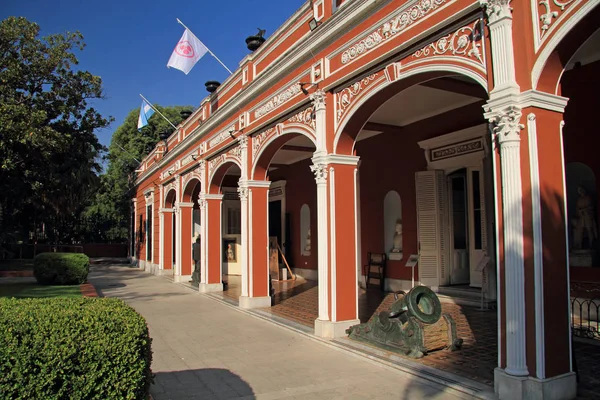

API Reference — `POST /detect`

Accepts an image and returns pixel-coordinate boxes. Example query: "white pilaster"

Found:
[239,136,250,298]
[174,201,182,277]
[490,105,528,377]
[311,161,329,322]
[311,89,327,156]
[480,0,519,96]
[159,210,165,270]
[197,195,208,284]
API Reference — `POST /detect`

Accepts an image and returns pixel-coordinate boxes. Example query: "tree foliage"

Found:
[84,106,193,242]
[0,17,111,245]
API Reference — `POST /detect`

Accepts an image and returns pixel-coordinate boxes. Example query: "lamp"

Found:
[298,82,318,96]
[308,18,321,31]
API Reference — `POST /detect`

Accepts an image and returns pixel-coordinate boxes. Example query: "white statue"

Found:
[227,244,235,261]
[304,228,311,253]
[391,220,403,253]
[573,185,598,250]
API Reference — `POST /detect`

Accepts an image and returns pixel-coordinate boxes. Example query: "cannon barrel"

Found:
[388,285,442,324]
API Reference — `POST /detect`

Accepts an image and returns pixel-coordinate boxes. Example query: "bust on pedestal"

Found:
[304,229,311,256]
[570,185,598,267]
[389,220,403,261]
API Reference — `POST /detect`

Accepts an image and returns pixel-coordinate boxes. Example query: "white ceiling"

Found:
[566,27,600,70]
[225,78,483,173]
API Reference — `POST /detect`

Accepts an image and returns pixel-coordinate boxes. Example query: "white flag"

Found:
[167,28,208,75]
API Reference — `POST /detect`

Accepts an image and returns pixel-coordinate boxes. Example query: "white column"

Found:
[311,161,329,322]
[490,106,527,376]
[174,201,182,277]
[197,195,208,285]
[159,209,165,270]
[480,0,519,94]
[238,136,250,297]
[238,184,249,297]
[311,89,327,157]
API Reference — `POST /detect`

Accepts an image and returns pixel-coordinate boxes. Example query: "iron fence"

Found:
[571,297,600,340]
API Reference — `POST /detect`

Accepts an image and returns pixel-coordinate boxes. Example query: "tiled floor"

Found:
[221,275,600,397]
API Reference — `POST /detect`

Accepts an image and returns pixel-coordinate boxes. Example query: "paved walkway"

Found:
[89,265,470,400]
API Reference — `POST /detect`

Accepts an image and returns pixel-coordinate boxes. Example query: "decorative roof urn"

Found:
[180,109,192,120]
[205,81,221,93]
[246,28,266,51]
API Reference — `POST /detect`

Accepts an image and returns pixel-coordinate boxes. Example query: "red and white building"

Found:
[132,0,600,398]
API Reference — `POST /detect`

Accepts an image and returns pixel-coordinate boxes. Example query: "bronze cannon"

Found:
[346,285,463,358]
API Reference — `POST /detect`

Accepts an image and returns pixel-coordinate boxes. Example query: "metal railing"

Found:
[571,297,600,340]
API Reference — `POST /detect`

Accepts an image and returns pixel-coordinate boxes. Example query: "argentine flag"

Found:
[137,100,155,130]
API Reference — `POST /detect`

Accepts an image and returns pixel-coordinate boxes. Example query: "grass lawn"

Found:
[0,259,34,271]
[0,282,82,298]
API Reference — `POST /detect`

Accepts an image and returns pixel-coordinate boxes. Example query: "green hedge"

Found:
[34,252,89,285]
[0,297,153,399]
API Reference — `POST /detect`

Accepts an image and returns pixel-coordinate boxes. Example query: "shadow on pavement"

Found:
[151,368,255,400]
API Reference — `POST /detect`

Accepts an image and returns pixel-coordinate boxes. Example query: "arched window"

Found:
[300,204,311,256]
[383,191,402,260]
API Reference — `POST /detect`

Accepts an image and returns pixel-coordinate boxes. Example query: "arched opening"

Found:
[162,189,176,271]
[334,70,498,381]
[206,161,242,293]
[246,129,318,322]
[178,178,201,279]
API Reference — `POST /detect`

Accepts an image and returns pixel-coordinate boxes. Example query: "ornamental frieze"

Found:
[411,19,485,69]
[430,139,484,161]
[335,73,381,125]
[208,125,235,149]
[533,0,580,52]
[253,83,302,120]
[207,144,243,180]
[251,127,277,159]
[340,0,447,65]
[286,107,316,133]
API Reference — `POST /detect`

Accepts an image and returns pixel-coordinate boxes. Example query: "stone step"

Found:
[438,285,482,299]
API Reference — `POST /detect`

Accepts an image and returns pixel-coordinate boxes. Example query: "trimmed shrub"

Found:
[0,297,153,399]
[34,252,89,285]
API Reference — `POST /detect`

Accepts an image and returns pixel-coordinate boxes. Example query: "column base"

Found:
[239,296,271,309]
[494,368,577,400]
[314,318,360,339]
[173,274,191,283]
[198,283,224,293]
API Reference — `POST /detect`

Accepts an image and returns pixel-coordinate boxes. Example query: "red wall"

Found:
[270,159,318,272]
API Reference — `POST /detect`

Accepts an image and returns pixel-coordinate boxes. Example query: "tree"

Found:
[83,105,193,242]
[0,17,111,246]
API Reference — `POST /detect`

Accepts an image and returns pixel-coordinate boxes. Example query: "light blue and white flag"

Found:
[137,99,155,130]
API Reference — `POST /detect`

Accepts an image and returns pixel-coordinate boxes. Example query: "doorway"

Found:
[448,170,469,285]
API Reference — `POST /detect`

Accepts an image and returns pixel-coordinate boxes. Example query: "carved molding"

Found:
[533,0,579,52]
[251,127,276,159]
[253,82,301,120]
[336,73,379,123]
[412,19,485,68]
[237,186,249,202]
[310,89,326,112]
[310,163,328,184]
[208,125,235,149]
[286,106,316,132]
[238,135,248,149]
[340,0,447,65]
[489,106,524,145]
[480,0,513,24]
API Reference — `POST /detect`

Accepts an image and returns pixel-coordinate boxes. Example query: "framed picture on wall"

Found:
[223,238,237,262]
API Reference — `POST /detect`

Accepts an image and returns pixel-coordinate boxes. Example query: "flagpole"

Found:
[115,143,141,164]
[139,94,178,130]
[176,18,233,75]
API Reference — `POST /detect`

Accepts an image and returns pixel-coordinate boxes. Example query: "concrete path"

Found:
[89,265,467,400]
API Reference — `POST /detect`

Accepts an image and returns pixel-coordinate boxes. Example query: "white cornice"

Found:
[135,0,477,186]
[204,194,224,200]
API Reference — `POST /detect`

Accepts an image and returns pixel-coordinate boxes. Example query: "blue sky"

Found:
[2,0,305,148]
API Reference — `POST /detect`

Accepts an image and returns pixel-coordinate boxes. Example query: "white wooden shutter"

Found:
[416,170,447,287]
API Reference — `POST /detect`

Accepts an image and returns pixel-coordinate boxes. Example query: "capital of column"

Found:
[196,197,207,210]
[237,186,249,202]
[173,202,181,214]
[488,105,524,146]
[310,163,328,184]
[480,0,513,24]
[310,89,326,112]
